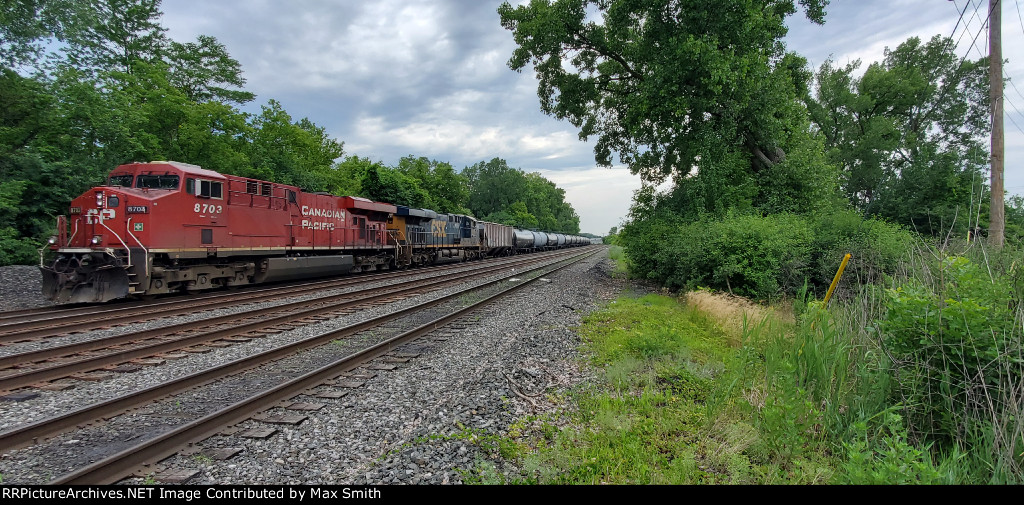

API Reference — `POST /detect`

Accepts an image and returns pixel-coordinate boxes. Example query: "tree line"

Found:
[499,0,1022,275]
[0,0,580,265]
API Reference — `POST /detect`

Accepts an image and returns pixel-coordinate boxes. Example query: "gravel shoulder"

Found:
[139,249,649,485]
[0,248,652,485]
[0,265,51,311]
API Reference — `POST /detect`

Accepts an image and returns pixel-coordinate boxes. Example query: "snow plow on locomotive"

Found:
[40,161,591,303]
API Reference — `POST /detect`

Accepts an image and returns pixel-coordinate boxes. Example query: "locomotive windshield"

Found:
[107,174,133,187]
[136,174,180,189]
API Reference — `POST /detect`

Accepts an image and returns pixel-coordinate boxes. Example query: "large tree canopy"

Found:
[804,35,989,235]
[499,0,829,187]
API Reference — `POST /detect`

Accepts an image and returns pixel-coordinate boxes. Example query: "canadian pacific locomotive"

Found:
[40,161,591,303]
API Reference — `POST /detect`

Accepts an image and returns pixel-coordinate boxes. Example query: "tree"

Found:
[498,0,833,217]
[243,99,344,189]
[804,36,989,235]
[395,155,470,214]
[0,0,91,66]
[464,157,580,233]
[167,35,255,104]
[360,163,430,208]
[64,0,167,75]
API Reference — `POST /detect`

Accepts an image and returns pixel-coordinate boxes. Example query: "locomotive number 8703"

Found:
[40,161,591,303]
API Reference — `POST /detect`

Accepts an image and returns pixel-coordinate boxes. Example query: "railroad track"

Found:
[0,249,579,343]
[0,250,578,393]
[0,247,598,484]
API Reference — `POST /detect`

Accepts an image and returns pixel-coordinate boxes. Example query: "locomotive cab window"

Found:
[136,174,180,189]
[197,179,224,199]
[108,175,133,187]
[186,178,195,195]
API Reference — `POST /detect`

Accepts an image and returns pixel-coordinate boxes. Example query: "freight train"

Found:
[40,161,591,303]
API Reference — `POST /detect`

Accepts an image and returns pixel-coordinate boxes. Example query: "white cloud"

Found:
[537,167,642,234]
[159,0,1023,231]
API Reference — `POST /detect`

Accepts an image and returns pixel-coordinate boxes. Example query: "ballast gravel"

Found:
[140,249,643,485]
[0,248,649,485]
[0,265,51,311]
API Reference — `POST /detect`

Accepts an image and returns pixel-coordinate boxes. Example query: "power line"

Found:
[965,0,990,58]
[953,0,986,51]
[1003,94,1024,135]
[948,2,1024,134]
[1017,0,1024,38]
[951,0,973,39]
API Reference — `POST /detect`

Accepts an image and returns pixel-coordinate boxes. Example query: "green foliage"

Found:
[494,295,734,484]
[63,0,168,75]
[395,155,470,214]
[499,0,837,216]
[602,226,617,245]
[838,413,946,485]
[166,34,254,104]
[804,36,989,235]
[464,157,579,232]
[0,0,92,66]
[242,100,344,189]
[620,209,912,299]
[360,163,430,209]
[881,255,1024,455]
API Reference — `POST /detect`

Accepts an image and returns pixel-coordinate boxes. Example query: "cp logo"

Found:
[85,208,116,224]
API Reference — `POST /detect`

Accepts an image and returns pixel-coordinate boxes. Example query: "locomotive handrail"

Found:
[67,218,80,247]
[97,217,132,268]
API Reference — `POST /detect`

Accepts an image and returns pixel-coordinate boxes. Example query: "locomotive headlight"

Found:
[48,235,57,245]
[95,191,104,208]
[91,235,102,245]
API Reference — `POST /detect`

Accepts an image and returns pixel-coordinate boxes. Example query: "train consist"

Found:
[40,161,592,303]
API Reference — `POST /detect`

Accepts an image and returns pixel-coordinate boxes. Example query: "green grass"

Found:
[607,245,629,278]
[479,245,1024,485]
[479,294,767,484]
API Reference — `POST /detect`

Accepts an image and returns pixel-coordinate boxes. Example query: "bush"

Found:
[620,210,912,300]
[880,255,1024,460]
[0,228,38,266]
[838,413,946,484]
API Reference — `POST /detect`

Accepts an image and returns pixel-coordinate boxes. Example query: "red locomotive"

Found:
[41,161,589,303]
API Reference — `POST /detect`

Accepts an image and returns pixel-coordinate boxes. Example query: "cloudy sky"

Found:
[159,0,1023,235]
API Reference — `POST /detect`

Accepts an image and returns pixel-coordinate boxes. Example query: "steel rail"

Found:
[0,251,572,390]
[50,248,598,484]
[0,248,582,341]
[0,249,595,455]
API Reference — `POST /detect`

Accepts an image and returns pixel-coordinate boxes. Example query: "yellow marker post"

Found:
[823,253,851,307]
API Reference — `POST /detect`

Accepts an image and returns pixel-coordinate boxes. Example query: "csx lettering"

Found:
[194,203,223,214]
[85,208,115,223]
[431,221,446,237]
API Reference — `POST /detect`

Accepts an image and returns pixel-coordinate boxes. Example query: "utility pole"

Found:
[990,0,1005,248]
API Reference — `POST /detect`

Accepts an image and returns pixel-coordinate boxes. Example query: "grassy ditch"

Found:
[479,260,1024,484]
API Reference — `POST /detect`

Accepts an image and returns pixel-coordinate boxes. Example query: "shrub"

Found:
[0,228,38,266]
[880,255,1024,457]
[621,210,911,300]
[838,413,946,484]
